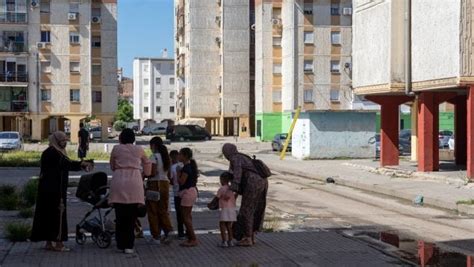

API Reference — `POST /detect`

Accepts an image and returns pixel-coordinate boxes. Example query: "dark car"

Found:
[166,125,211,141]
[272,133,291,152]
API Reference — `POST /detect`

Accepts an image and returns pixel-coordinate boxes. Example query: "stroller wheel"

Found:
[94,231,112,249]
[76,232,86,245]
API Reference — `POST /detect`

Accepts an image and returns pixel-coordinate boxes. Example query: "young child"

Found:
[169,150,185,239]
[216,172,237,247]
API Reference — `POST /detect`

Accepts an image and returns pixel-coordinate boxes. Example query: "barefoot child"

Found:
[217,172,237,247]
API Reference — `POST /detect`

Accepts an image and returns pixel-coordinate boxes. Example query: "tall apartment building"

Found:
[133,58,176,127]
[255,0,352,141]
[174,0,252,137]
[0,0,117,143]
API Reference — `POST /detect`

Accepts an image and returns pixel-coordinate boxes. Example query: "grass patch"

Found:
[456,199,474,205]
[21,179,39,207]
[4,222,31,242]
[0,185,19,210]
[18,207,34,218]
[0,151,41,167]
[67,150,111,161]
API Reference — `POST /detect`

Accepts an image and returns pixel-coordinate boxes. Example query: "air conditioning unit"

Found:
[31,0,39,8]
[250,24,256,31]
[215,37,221,46]
[68,12,77,21]
[92,16,101,24]
[343,7,352,15]
[215,16,221,26]
[37,42,47,49]
[271,18,282,26]
[217,84,222,93]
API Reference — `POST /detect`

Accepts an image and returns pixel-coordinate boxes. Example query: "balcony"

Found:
[0,72,28,83]
[0,12,27,24]
[0,87,28,113]
[0,35,27,53]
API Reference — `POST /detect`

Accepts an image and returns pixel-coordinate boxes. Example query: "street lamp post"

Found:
[232,103,239,142]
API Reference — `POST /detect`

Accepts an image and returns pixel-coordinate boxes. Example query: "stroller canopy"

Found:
[76,172,108,205]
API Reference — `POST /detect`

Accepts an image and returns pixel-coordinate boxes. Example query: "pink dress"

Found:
[217,185,237,222]
[109,144,151,205]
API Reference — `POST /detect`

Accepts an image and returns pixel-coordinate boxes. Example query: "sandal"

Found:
[45,244,55,251]
[179,240,198,247]
[53,246,71,252]
[237,239,253,247]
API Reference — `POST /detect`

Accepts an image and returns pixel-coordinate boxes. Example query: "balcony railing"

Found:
[0,87,28,112]
[0,41,27,53]
[0,72,28,83]
[0,12,27,24]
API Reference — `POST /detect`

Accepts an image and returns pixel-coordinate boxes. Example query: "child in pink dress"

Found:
[216,172,237,247]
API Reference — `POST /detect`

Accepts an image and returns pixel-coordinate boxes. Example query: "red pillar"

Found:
[467,86,474,180]
[380,103,400,166]
[454,96,467,165]
[418,92,439,172]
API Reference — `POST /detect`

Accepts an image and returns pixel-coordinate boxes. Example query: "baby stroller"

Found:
[75,172,114,248]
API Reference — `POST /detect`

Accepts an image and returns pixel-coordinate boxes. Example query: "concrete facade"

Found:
[174,0,252,137]
[0,0,117,142]
[133,58,176,127]
[292,111,376,159]
[255,0,353,141]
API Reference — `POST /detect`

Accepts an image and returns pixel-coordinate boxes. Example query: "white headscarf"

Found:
[48,131,68,157]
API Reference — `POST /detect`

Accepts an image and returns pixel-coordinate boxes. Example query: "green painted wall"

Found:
[255,112,293,142]
[375,112,454,132]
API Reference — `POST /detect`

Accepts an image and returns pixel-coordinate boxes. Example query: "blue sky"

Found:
[118,0,174,77]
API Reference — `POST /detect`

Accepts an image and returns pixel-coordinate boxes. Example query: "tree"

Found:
[116,99,134,122]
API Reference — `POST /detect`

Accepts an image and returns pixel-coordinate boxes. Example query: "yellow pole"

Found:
[280,106,301,160]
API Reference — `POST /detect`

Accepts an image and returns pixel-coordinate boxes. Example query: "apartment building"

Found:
[352,0,474,179]
[133,58,176,127]
[255,0,353,141]
[174,0,252,137]
[0,0,117,142]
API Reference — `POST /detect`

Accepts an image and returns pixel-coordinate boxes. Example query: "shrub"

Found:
[0,184,16,196]
[4,222,31,242]
[0,185,19,210]
[21,179,39,207]
[0,151,41,167]
[18,207,34,218]
[113,120,127,131]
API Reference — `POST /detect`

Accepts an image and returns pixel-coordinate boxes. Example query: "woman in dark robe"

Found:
[222,143,268,247]
[31,131,92,252]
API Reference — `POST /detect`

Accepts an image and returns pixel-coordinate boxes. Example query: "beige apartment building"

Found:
[0,0,117,143]
[174,0,252,137]
[255,0,352,141]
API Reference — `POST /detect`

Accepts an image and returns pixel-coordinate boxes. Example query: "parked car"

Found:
[141,125,167,136]
[0,132,23,151]
[370,132,411,157]
[448,135,455,150]
[271,133,292,152]
[89,127,102,140]
[166,125,211,141]
[439,130,453,148]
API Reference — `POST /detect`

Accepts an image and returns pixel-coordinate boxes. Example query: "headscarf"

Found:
[48,131,68,157]
[222,143,238,161]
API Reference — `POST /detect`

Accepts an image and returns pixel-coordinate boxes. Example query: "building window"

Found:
[331,32,341,45]
[331,4,339,16]
[156,106,161,113]
[169,63,174,71]
[70,89,80,102]
[41,31,51,43]
[41,61,51,73]
[144,78,149,86]
[156,77,161,84]
[91,36,101,47]
[40,0,50,13]
[156,92,161,99]
[92,91,102,103]
[273,37,282,47]
[69,3,79,13]
[304,60,314,72]
[69,32,80,44]
[91,7,101,17]
[330,89,340,102]
[331,60,341,73]
[92,64,101,76]
[41,90,51,101]
[272,91,282,103]
[304,89,313,103]
[144,92,149,100]
[273,64,282,74]
[272,8,281,19]
[304,3,313,15]
[169,78,175,85]
[170,106,175,113]
[170,92,175,99]
[70,62,80,73]
[155,63,161,71]
[143,64,149,72]
[304,31,314,44]
[144,106,149,113]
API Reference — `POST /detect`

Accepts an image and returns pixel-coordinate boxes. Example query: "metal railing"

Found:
[0,12,27,23]
[0,72,28,83]
[0,41,27,53]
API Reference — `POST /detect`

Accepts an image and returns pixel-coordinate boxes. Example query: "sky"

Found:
[118,0,174,78]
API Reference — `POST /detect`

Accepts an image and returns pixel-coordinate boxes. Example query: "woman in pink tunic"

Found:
[109,128,151,254]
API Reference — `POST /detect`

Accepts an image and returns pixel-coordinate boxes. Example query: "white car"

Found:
[0,132,23,151]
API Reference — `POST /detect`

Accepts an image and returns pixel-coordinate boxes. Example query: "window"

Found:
[156,77,161,84]
[70,89,80,102]
[331,32,341,45]
[272,91,282,103]
[273,37,282,46]
[144,106,149,113]
[41,90,51,101]
[331,4,339,15]
[304,89,313,103]
[69,32,80,44]
[170,92,175,99]
[70,62,80,73]
[156,92,161,99]
[144,78,149,86]
[91,7,101,17]
[155,63,161,71]
[91,36,101,47]
[304,31,314,44]
[331,60,341,73]
[143,64,149,72]
[304,3,313,15]
[170,106,175,113]
[169,63,174,71]
[304,60,313,72]
[92,65,101,76]
[156,106,161,113]
[92,91,102,103]
[41,61,51,73]
[40,0,50,13]
[169,78,175,85]
[273,64,282,74]
[144,92,149,100]
[41,31,51,43]
[272,8,281,19]
[69,3,79,13]
[330,89,340,102]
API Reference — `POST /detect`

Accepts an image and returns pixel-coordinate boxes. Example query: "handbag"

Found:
[145,190,160,202]
[207,196,219,210]
[137,204,147,218]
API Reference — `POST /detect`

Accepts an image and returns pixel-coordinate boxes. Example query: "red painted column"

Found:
[418,92,439,172]
[467,86,474,180]
[455,96,467,165]
[380,102,399,166]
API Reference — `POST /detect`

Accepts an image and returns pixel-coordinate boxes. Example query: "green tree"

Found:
[116,99,134,122]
